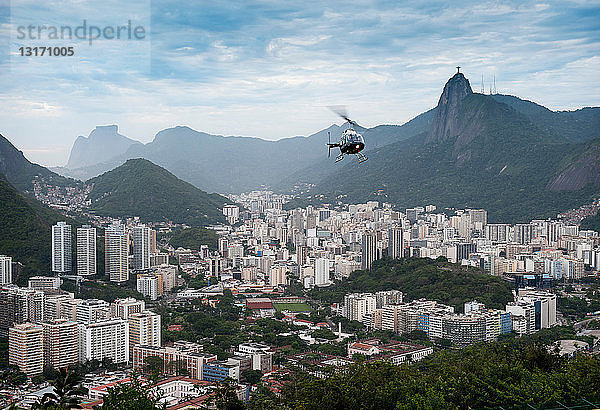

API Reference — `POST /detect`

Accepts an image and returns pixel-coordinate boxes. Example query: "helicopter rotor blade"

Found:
[329,105,355,125]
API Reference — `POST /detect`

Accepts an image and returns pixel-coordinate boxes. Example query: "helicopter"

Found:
[327,108,368,163]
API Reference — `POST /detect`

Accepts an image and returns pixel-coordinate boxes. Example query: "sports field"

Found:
[273,302,313,312]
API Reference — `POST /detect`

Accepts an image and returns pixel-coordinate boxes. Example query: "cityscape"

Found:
[1,0,599,409]
[0,187,599,408]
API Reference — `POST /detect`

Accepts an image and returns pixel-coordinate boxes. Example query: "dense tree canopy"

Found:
[248,334,600,409]
[310,257,514,312]
[163,226,218,251]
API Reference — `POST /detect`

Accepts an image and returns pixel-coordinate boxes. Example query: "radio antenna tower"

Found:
[493,75,497,94]
[481,75,484,93]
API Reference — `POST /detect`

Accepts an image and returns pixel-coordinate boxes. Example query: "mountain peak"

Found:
[87,158,229,225]
[426,71,473,144]
[89,124,119,137]
[66,125,141,169]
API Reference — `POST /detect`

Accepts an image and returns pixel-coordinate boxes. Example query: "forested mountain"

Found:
[491,94,600,143]
[87,158,230,225]
[0,134,77,193]
[297,72,599,222]
[0,174,75,283]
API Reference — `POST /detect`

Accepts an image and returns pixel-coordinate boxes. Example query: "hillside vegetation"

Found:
[250,334,600,409]
[88,158,229,226]
[0,134,77,192]
[0,175,78,283]
[161,227,218,251]
[310,257,514,312]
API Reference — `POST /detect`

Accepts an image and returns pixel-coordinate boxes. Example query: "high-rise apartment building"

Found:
[344,293,377,323]
[52,222,72,274]
[9,323,43,376]
[269,265,288,287]
[388,226,404,259]
[223,205,240,224]
[132,225,151,271]
[361,231,378,270]
[44,293,74,321]
[376,290,403,308]
[105,223,129,283]
[111,298,146,319]
[314,258,330,286]
[485,224,510,242]
[149,228,157,254]
[514,224,533,245]
[0,255,12,285]
[77,225,96,276]
[78,318,129,364]
[137,274,160,300]
[43,319,79,370]
[128,310,161,360]
[0,286,44,337]
[75,299,110,324]
[296,245,307,267]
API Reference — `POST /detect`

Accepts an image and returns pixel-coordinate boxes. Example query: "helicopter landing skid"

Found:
[356,152,368,163]
[335,154,344,163]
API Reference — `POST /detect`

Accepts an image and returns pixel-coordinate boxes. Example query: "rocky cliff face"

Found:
[426,72,473,144]
[66,125,141,169]
[549,143,600,191]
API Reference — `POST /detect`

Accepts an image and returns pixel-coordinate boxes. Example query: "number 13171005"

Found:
[19,46,74,56]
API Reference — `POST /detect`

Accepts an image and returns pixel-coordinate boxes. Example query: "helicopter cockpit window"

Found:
[348,133,364,144]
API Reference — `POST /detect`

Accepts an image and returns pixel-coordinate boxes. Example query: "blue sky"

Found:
[0,0,599,166]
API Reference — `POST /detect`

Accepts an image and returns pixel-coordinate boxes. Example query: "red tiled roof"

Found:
[246,301,273,309]
[167,394,212,409]
[90,378,132,392]
[154,376,211,387]
[349,343,374,350]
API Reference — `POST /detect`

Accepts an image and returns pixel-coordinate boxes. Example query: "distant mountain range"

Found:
[295,72,600,222]
[52,117,433,193]
[87,158,230,225]
[3,70,599,223]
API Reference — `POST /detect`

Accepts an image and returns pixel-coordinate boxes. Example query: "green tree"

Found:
[311,328,337,340]
[2,367,27,387]
[100,373,166,410]
[34,367,85,409]
[241,369,263,385]
[32,374,45,385]
[143,356,165,379]
[211,379,245,410]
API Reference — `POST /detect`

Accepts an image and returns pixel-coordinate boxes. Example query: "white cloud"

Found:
[0,0,598,166]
